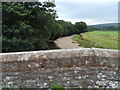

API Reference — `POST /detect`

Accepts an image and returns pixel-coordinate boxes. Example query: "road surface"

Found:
[54,36,84,49]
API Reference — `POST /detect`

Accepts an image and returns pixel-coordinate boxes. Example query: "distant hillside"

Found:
[89,23,118,31]
[91,23,118,27]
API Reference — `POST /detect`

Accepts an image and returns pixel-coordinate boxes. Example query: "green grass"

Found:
[72,31,119,50]
[52,84,65,90]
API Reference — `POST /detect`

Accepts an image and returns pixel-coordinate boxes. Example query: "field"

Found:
[72,31,119,50]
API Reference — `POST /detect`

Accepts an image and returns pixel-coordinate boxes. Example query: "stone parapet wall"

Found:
[0,48,119,88]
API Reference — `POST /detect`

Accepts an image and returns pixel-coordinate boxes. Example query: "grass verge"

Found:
[72,31,119,50]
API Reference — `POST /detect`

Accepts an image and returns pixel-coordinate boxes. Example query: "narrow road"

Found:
[54,36,84,49]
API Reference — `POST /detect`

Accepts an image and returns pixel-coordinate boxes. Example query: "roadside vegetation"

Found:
[2,2,88,53]
[72,31,119,50]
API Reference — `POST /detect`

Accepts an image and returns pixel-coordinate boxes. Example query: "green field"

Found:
[72,31,119,50]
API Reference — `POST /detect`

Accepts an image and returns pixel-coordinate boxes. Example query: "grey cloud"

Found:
[55,1,117,24]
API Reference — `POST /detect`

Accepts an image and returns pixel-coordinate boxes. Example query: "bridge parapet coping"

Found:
[0,48,119,88]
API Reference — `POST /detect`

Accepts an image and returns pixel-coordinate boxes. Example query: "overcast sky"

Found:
[54,0,118,25]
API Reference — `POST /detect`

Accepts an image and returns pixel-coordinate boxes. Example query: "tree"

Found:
[74,21,88,33]
[58,20,76,36]
[2,2,57,52]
